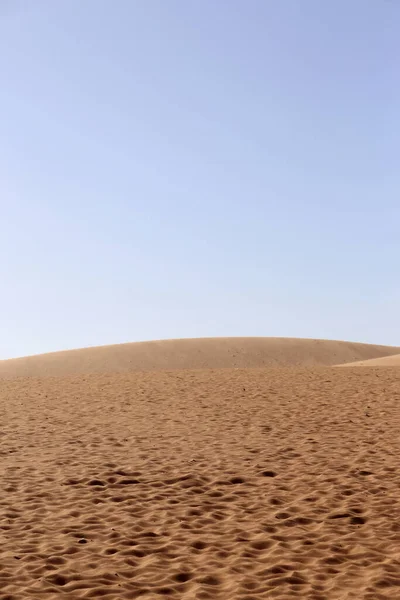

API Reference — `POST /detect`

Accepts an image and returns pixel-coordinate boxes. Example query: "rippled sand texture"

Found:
[1,367,400,599]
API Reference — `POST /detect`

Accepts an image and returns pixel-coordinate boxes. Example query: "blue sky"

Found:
[1,0,399,359]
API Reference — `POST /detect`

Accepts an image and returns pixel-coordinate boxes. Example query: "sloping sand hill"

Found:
[1,337,399,377]
[1,367,400,599]
[339,353,400,367]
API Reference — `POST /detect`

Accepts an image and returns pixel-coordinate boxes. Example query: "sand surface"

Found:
[1,366,400,599]
[1,337,400,377]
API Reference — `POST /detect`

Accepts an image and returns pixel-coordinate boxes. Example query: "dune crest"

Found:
[1,337,400,377]
[339,353,400,367]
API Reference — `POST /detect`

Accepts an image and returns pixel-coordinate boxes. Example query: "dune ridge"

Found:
[1,337,400,377]
[339,353,400,367]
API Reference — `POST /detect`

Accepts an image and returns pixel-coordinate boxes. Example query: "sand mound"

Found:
[339,353,400,367]
[1,337,399,377]
[1,367,400,598]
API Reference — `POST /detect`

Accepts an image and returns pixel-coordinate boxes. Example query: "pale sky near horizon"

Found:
[1,0,399,359]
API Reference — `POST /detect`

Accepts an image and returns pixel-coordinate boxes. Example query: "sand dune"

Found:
[1,337,400,377]
[1,367,400,599]
[339,353,400,367]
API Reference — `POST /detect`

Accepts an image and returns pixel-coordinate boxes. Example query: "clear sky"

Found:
[1,0,399,359]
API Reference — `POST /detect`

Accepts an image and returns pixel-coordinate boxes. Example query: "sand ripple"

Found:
[1,367,400,599]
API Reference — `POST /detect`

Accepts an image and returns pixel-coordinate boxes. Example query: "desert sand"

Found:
[1,339,400,599]
[1,337,400,377]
